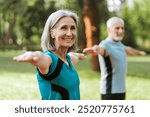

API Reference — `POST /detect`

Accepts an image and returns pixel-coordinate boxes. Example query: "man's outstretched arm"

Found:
[83,45,105,56]
[125,46,146,56]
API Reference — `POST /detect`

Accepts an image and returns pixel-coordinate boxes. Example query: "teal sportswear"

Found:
[36,50,80,100]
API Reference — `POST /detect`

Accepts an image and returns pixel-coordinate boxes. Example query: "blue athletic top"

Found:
[36,50,80,100]
[98,38,127,94]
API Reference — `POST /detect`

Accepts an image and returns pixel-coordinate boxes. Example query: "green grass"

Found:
[0,72,40,100]
[127,56,150,78]
[126,76,150,100]
[0,50,150,100]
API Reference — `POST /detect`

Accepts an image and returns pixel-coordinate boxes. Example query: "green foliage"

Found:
[1,0,149,51]
[0,0,26,44]
[122,0,150,49]
[100,21,107,40]
[0,0,57,49]
[19,0,57,44]
[98,0,110,41]
[133,0,150,39]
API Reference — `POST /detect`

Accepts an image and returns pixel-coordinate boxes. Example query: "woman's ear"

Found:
[50,29,55,38]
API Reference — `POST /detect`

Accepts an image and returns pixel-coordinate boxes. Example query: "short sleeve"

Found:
[99,40,109,56]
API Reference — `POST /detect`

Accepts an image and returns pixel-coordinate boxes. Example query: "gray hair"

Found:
[41,9,79,51]
[106,17,124,28]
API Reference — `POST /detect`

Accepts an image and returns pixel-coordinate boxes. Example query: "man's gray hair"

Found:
[41,9,79,51]
[106,17,124,28]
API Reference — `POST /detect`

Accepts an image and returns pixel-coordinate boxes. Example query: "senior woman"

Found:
[13,9,85,100]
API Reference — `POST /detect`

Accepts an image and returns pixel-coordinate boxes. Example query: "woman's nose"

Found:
[66,29,72,36]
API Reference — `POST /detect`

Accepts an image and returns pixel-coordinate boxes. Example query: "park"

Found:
[0,0,150,100]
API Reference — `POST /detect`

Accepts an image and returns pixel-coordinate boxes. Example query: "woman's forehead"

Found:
[54,17,76,27]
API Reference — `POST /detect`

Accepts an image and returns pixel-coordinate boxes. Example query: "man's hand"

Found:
[68,52,86,65]
[83,45,105,56]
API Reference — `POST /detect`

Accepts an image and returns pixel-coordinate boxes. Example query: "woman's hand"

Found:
[13,51,38,63]
[13,51,52,74]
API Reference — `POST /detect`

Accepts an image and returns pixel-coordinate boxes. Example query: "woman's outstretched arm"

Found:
[13,51,52,74]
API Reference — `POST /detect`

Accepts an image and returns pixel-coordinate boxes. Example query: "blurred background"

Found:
[0,0,150,100]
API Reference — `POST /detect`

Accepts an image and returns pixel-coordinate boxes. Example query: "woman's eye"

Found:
[61,26,67,30]
[60,25,76,30]
[71,26,76,30]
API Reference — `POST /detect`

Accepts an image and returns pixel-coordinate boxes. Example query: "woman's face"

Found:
[52,17,77,49]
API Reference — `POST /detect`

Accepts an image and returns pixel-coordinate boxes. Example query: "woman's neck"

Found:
[53,48,68,61]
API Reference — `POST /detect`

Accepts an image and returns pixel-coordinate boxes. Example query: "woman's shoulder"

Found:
[43,50,58,63]
[66,53,72,61]
[43,50,54,56]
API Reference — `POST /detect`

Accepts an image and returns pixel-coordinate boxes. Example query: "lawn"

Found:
[0,50,150,100]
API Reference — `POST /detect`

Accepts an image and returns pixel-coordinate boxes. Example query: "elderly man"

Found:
[83,17,146,100]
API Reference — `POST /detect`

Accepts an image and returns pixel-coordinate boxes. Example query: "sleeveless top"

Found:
[98,38,127,94]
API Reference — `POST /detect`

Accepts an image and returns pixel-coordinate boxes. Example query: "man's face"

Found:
[108,22,125,42]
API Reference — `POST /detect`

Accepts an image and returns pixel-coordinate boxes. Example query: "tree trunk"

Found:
[83,0,100,71]
[77,17,86,52]
[3,14,16,44]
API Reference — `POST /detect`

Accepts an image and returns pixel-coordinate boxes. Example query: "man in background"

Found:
[83,17,146,100]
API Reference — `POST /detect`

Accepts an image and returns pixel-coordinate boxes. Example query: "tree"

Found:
[19,0,57,49]
[121,2,137,47]
[122,0,150,49]
[82,0,101,71]
[0,0,25,45]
